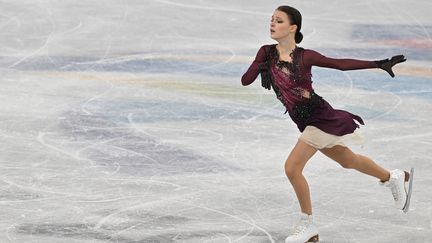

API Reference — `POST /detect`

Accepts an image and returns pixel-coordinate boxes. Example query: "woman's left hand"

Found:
[375,55,407,78]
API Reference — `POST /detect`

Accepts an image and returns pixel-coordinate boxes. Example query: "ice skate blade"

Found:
[307,234,319,242]
[402,167,414,213]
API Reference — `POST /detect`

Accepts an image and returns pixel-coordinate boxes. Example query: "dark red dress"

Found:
[241,44,378,136]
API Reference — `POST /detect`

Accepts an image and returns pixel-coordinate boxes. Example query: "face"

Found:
[270,10,297,41]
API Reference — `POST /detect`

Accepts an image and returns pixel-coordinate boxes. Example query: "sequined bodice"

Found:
[269,46,313,113]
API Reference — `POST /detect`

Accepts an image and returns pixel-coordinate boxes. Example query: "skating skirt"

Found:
[299,125,364,149]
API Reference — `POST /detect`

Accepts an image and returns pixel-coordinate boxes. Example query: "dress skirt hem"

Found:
[299,125,364,149]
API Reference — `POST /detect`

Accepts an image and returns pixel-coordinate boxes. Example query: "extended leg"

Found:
[319,145,414,212]
[319,145,390,181]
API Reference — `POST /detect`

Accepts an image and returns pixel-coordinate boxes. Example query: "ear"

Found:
[290,24,298,33]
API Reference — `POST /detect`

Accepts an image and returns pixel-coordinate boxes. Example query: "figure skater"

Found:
[241,5,414,243]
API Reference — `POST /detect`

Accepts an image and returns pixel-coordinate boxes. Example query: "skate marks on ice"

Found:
[51,100,245,177]
[2,0,432,242]
[15,223,286,243]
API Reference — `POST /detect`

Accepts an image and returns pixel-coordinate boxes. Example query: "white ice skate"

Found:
[380,168,414,213]
[285,213,319,243]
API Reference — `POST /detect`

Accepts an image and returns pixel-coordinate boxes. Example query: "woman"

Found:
[241,5,414,243]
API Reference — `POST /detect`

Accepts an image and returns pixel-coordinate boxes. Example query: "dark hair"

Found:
[276,5,303,43]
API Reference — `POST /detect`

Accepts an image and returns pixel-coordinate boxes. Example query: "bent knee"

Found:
[284,162,302,179]
[339,161,353,169]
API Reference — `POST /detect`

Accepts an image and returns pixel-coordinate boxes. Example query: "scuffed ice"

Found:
[1,0,431,242]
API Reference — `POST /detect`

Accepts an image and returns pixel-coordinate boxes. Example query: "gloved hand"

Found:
[374,55,407,78]
[257,46,272,90]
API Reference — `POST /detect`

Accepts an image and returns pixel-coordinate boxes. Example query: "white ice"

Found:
[1,0,432,242]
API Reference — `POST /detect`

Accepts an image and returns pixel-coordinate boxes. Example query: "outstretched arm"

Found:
[303,49,407,77]
[241,45,267,86]
[303,49,378,71]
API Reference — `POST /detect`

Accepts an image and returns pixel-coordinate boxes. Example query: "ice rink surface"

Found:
[1,0,432,242]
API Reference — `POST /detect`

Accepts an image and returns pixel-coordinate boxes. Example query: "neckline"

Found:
[275,44,298,63]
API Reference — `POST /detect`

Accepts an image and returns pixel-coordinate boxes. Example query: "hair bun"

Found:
[295,31,303,44]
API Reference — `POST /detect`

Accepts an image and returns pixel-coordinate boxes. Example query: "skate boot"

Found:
[285,212,319,243]
[379,168,414,213]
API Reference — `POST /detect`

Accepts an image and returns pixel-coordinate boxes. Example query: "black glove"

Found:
[257,46,273,90]
[374,55,407,78]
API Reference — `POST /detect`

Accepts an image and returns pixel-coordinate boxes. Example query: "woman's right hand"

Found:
[241,45,270,86]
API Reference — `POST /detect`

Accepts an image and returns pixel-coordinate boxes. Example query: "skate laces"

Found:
[390,187,398,201]
[292,219,311,235]
[389,178,402,202]
[292,224,306,235]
